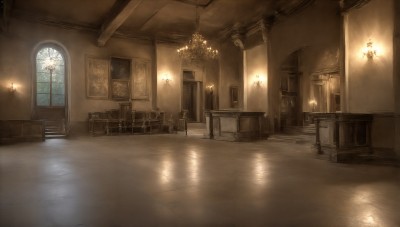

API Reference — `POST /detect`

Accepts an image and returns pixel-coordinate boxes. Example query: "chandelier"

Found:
[177,4,218,61]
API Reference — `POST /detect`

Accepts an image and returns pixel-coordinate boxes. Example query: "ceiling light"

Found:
[177,4,218,61]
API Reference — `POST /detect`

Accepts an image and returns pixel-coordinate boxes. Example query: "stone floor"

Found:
[1,131,400,226]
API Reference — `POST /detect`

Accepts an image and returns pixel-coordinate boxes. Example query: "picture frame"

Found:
[85,56,109,99]
[110,57,131,80]
[111,79,130,100]
[132,59,151,100]
[230,86,239,108]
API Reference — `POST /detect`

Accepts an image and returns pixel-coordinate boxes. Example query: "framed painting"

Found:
[132,59,151,100]
[111,80,130,100]
[110,57,131,80]
[86,56,109,99]
[230,86,239,108]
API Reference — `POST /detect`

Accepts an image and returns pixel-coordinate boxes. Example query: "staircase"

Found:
[44,120,66,137]
[268,124,316,144]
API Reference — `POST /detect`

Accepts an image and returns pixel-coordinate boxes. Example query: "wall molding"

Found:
[341,0,372,13]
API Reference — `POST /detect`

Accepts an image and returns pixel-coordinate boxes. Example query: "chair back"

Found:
[119,102,132,120]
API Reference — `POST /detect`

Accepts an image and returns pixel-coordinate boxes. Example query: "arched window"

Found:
[35,47,65,107]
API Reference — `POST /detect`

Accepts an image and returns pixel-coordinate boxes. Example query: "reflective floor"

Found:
[1,134,400,226]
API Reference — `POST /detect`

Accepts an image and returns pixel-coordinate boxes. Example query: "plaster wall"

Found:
[0,19,154,127]
[268,0,340,130]
[204,60,219,110]
[244,43,268,112]
[346,0,394,113]
[156,43,182,117]
[219,42,243,109]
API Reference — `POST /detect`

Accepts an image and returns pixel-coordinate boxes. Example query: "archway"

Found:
[32,42,69,136]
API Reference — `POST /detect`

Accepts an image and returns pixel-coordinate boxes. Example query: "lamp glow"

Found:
[309,99,317,112]
[162,74,171,83]
[9,82,16,93]
[176,5,218,61]
[254,75,264,86]
[206,84,214,91]
[363,40,377,59]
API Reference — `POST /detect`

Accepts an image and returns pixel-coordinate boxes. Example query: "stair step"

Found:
[268,134,315,144]
[46,127,61,130]
[283,125,316,135]
[46,129,62,131]
[42,119,66,137]
[352,154,400,166]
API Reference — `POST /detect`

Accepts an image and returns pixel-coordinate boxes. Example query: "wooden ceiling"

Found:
[6,0,317,45]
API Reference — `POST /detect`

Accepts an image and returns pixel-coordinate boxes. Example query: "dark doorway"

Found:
[280,50,301,130]
[182,81,197,122]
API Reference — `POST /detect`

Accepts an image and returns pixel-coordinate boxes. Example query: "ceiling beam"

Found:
[1,0,14,33]
[173,0,214,8]
[97,0,144,46]
[138,1,169,32]
[341,0,371,12]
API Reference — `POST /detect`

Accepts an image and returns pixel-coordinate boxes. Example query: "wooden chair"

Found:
[88,112,108,136]
[147,111,164,133]
[177,110,188,135]
[131,110,147,134]
[119,102,132,133]
[162,112,175,133]
[106,109,122,135]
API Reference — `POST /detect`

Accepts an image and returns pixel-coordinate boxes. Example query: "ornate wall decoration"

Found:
[110,57,131,80]
[86,56,109,99]
[132,59,150,100]
[111,80,130,100]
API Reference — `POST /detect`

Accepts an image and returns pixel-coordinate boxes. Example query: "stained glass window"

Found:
[36,47,65,106]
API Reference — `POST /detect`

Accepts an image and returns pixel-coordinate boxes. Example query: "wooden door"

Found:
[182,81,197,122]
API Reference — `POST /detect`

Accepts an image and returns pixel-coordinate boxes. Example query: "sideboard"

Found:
[205,110,267,142]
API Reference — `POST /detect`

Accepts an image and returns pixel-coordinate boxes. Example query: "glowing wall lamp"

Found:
[254,75,264,86]
[9,82,16,93]
[363,40,377,59]
[309,99,317,112]
[162,73,171,84]
[206,84,214,92]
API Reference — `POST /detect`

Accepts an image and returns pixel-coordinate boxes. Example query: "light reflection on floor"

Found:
[160,153,173,185]
[1,135,399,226]
[350,187,382,226]
[188,149,200,185]
[253,153,268,186]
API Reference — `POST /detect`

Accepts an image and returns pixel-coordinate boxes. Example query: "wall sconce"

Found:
[206,84,214,92]
[254,75,263,86]
[363,40,377,59]
[309,99,317,112]
[9,82,16,93]
[162,74,171,84]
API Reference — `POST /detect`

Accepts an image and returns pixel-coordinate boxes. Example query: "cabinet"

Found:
[0,120,45,143]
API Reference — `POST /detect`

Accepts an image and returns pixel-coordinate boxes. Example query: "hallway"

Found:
[1,135,399,226]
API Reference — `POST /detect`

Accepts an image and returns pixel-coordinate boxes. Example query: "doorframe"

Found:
[310,71,340,113]
[31,40,71,134]
[181,70,204,122]
[182,80,204,122]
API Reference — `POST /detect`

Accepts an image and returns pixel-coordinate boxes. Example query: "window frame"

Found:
[34,45,66,108]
